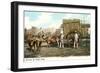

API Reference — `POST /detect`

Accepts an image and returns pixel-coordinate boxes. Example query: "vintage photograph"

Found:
[11,2,97,71]
[24,11,90,58]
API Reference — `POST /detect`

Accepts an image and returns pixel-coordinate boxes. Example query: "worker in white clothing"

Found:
[73,31,79,48]
[60,28,64,48]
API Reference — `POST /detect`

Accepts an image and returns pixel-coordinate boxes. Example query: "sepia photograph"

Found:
[24,11,91,58]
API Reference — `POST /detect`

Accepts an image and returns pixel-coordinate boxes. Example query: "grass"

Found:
[24,39,90,58]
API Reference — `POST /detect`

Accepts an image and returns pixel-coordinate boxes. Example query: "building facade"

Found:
[61,19,90,38]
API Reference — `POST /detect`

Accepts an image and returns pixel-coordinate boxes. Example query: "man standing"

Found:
[74,31,79,48]
[60,28,64,48]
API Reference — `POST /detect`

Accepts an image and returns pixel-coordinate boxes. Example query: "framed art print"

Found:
[11,1,98,71]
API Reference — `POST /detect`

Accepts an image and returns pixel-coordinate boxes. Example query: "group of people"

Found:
[56,30,79,49]
[26,29,79,52]
[26,34,43,53]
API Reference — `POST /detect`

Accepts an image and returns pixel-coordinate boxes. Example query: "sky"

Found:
[24,11,91,29]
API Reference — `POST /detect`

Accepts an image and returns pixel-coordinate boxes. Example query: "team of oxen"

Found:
[25,31,79,53]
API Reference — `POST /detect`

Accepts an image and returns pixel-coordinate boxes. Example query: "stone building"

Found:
[81,24,90,37]
[61,19,81,36]
[24,26,38,38]
[61,19,90,38]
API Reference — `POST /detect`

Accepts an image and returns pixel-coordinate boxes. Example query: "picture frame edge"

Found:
[11,1,98,71]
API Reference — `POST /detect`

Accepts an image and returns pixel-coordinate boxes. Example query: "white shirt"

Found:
[61,34,64,40]
[74,33,79,41]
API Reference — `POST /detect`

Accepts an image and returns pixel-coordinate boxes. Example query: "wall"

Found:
[0,0,99,73]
